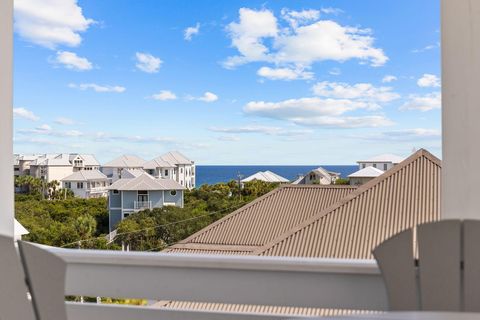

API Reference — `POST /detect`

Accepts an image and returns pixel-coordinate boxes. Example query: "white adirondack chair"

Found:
[373,220,480,312]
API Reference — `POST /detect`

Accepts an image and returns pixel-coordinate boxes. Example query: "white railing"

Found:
[89,187,107,193]
[43,247,388,319]
[134,201,152,211]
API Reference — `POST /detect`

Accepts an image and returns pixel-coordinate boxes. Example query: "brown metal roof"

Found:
[166,185,356,254]
[255,149,441,258]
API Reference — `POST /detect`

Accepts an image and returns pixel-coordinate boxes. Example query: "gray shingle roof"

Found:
[108,173,185,191]
[61,169,108,182]
[102,155,146,168]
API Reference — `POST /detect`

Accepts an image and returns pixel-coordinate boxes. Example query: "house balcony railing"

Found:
[88,186,108,194]
[44,247,388,319]
[134,200,152,211]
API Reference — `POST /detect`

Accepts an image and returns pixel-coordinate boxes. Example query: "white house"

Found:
[241,171,289,183]
[101,155,146,182]
[14,154,46,177]
[357,154,404,171]
[28,153,100,183]
[61,170,109,198]
[107,172,185,231]
[348,166,385,186]
[143,151,196,190]
[292,167,340,185]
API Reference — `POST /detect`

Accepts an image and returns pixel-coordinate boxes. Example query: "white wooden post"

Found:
[442,0,480,219]
[0,0,14,237]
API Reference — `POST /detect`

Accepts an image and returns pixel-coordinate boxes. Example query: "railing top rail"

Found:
[45,246,379,274]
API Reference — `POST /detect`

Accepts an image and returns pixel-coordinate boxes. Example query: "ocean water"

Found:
[195,165,358,186]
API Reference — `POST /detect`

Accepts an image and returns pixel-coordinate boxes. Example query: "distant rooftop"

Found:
[62,169,108,182]
[357,153,405,164]
[102,155,146,168]
[108,172,185,191]
[241,170,289,183]
[348,166,384,178]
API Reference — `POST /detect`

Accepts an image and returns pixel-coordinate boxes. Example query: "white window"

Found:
[77,182,84,189]
[373,164,377,168]
[113,189,119,194]
[384,163,388,170]
[164,169,168,176]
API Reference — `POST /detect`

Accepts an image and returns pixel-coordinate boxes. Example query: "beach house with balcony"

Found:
[101,155,146,183]
[143,151,196,190]
[28,153,100,183]
[107,172,185,231]
[292,167,340,185]
[357,153,404,171]
[61,170,109,198]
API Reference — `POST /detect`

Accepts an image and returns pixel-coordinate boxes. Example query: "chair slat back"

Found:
[372,229,419,310]
[463,219,480,312]
[373,219,480,312]
[0,235,36,320]
[18,241,68,320]
[417,220,461,311]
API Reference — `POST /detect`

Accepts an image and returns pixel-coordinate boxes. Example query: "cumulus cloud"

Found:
[68,83,125,93]
[400,92,441,112]
[382,75,397,83]
[14,0,94,49]
[224,8,387,70]
[197,92,219,102]
[245,97,370,117]
[135,52,162,73]
[417,74,441,88]
[243,80,399,129]
[55,51,92,71]
[312,81,399,103]
[151,90,177,101]
[13,107,39,121]
[281,9,320,29]
[184,23,200,41]
[257,66,313,80]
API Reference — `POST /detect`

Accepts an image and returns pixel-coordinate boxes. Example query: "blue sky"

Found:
[12,0,441,164]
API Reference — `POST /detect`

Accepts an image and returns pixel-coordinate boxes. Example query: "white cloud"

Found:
[329,68,341,76]
[13,107,39,121]
[135,52,162,73]
[312,81,400,103]
[382,75,397,83]
[257,66,313,80]
[198,92,219,102]
[68,83,126,93]
[14,0,94,49]
[417,74,441,88]
[293,115,393,128]
[218,136,241,142]
[184,23,200,41]
[223,8,279,68]
[55,51,92,71]
[18,124,84,137]
[54,117,75,125]
[245,97,374,117]
[400,92,441,112]
[209,125,312,136]
[360,128,441,141]
[412,43,439,53]
[224,8,387,69]
[281,9,320,29]
[151,90,177,101]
